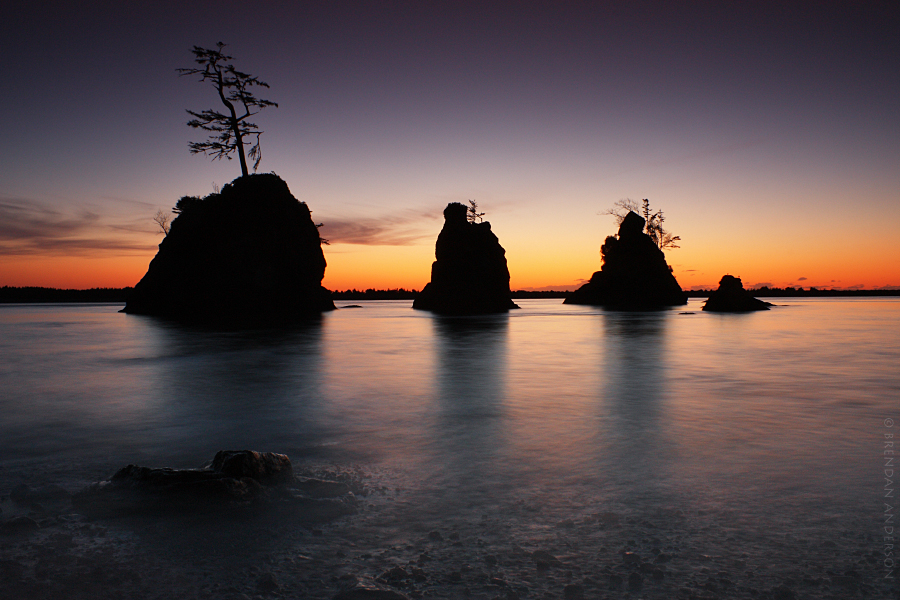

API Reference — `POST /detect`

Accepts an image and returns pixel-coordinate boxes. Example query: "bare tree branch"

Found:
[153,209,171,236]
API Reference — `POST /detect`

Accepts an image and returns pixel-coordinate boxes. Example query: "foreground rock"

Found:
[413,203,519,315]
[703,275,773,312]
[72,450,355,519]
[122,174,335,324]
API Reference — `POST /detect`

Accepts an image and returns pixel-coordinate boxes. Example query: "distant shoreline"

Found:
[1,286,898,303]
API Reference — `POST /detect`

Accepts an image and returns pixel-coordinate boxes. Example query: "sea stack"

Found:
[413,202,519,315]
[703,275,772,312]
[122,174,335,323]
[564,211,687,310]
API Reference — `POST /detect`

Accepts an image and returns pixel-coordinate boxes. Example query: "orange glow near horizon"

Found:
[0,255,155,290]
[2,239,899,292]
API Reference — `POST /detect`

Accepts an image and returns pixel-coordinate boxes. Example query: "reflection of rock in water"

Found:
[602,311,666,421]
[566,211,687,310]
[431,315,509,493]
[143,320,333,463]
[597,312,670,497]
[414,203,519,315]
[433,315,508,410]
[703,275,773,312]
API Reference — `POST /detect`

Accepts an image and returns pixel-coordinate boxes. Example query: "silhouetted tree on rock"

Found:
[123,174,334,323]
[703,275,772,312]
[178,43,277,177]
[413,202,518,315]
[604,198,681,250]
[565,211,687,310]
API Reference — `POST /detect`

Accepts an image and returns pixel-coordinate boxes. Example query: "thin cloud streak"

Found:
[319,212,437,246]
[0,197,158,256]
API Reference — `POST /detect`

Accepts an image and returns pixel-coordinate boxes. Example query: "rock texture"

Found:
[122,174,334,323]
[72,450,294,515]
[413,203,518,315]
[565,211,687,310]
[703,275,773,312]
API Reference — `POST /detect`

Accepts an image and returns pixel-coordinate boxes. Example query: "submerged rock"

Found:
[209,450,293,486]
[72,450,293,515]
[413,203,519,315]
[122,174,335,324]
[702,275,772,312]
[564,211,687,310]
[0,516,39,535]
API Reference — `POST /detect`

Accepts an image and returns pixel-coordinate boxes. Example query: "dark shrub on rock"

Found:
[703,275,772,312]
[565,211,686,309]
[123,174,334,323]
[413,202,518,315]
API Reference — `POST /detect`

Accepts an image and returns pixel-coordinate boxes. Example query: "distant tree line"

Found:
[3,286,895,304]
[332,289,419,300]
[685,286,900,298]
[0,287,133,303]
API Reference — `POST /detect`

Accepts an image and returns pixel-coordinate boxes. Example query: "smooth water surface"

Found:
[1,298,897,546]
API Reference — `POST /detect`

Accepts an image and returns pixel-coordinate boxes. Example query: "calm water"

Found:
[1,298,898,547]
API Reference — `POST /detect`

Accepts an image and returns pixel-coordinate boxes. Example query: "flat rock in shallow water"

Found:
[71,450,351,518]
[703,275,773,312]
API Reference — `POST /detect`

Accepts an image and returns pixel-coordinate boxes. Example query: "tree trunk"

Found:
[232,118,248,177]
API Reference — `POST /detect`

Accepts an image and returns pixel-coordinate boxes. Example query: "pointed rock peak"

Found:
[619,211,646,238]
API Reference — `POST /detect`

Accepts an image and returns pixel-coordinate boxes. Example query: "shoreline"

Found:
[1,459,893,600]
[2,286,900,304]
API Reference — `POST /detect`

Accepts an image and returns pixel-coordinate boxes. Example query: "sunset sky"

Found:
[1,1,898,291]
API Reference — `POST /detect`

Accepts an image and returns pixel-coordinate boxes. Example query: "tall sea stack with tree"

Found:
[565,199,687,310]
[413,201,519,315]
[122,43,334,323]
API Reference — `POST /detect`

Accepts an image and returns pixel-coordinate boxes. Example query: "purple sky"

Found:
[1,1,898,289]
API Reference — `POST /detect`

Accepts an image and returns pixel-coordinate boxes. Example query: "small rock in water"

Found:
[563,583,584,599]
[622,551,641,565]
[596,512,620,527]
[771,583,796,600]
[210,450,293,486]
[628,572,643,591]
[531,550,561,567]
[9,484,32,504]
[608,574,623,590]
[428,530,443,541]
[376,566,408,583]
[0,515,39,535]
[256,572,279,593]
